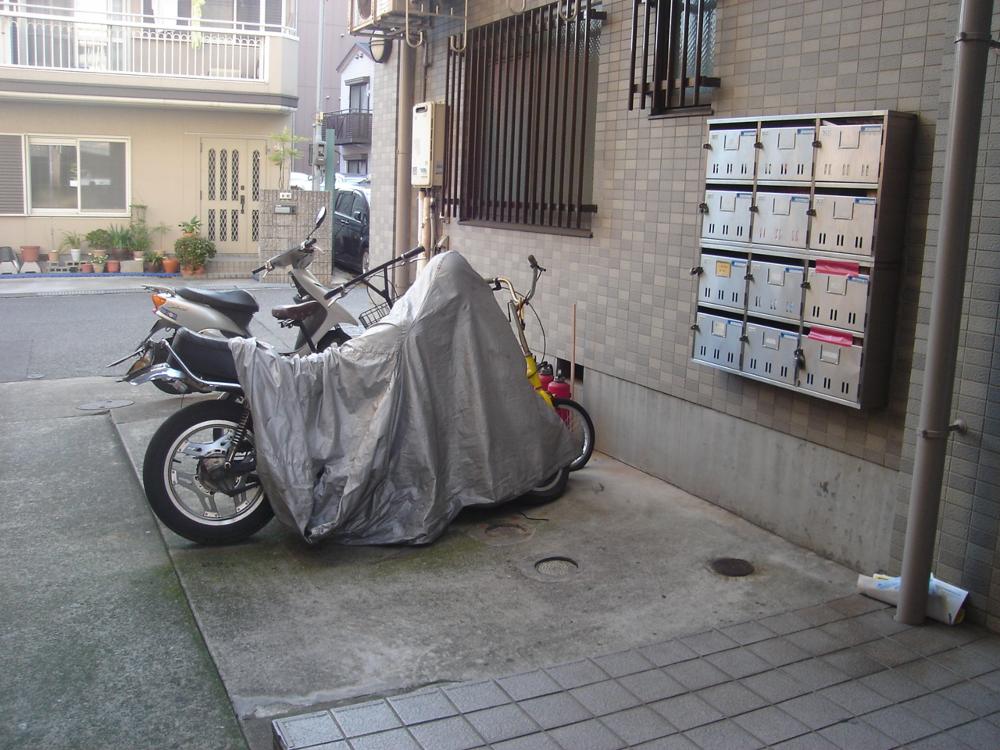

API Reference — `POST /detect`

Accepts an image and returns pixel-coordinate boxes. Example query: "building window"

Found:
[346,158,368,175]
[442,1,603,234]
[26,137,128,215]
[628,0,719,115]
[348,80,370,113]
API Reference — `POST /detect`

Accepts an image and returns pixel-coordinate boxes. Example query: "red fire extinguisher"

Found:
[538,361,554,392]
[547,373,572,400]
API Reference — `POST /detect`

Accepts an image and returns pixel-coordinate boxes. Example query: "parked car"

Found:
[332,187,370,274]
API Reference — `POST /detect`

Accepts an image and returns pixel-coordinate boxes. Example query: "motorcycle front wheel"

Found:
[142,400,273,544]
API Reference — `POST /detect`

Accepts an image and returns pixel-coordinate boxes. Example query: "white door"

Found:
[201,138,267,252]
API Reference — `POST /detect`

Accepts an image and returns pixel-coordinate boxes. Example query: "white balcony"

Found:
[1,7,290,82]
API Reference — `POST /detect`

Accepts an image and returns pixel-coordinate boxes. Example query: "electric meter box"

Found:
[411,101,446,188]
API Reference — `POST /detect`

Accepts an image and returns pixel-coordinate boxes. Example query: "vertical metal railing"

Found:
[628,0,718,114]
[443,0,602,231]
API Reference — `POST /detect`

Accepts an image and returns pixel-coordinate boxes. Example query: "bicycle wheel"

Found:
[552,397,595,472]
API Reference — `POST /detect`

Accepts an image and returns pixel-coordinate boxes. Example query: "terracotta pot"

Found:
[133,252,144,261]
[111,247,130,261]
[181,265,205,277]
[162,258,180,273]
[143,261,162,273]
[106,260,121,273]
[80,262,94,273]
[20,245,41,263]
[92,263,105,273]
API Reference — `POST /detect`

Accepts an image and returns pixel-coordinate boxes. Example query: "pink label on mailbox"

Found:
[815,259,860,276]
[807,327,854,346]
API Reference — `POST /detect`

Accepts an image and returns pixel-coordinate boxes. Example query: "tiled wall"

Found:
[369,0,1000,626]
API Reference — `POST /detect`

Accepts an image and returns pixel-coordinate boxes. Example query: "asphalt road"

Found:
[0,283,377,382]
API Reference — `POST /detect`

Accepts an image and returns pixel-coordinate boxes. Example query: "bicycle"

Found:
[486,256,596,483]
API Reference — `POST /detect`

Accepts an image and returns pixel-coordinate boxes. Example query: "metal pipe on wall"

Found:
[394,41,416,291]
[896,0,995,625]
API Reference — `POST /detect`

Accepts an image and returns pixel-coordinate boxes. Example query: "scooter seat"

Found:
[177,287,259,314]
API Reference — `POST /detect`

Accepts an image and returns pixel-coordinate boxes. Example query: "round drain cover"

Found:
[710,557,755,577]
[78,399,134,411]
[534,556,579,579]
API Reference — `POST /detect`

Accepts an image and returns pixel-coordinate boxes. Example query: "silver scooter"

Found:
[110,207,373,392]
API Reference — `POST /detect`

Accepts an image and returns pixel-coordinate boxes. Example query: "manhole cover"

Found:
[709,557,755,577]
[534,556,579,579]
[485,522,530,541]
[78,399,134,411]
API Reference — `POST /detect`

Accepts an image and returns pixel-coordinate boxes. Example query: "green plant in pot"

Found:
[129,222,152,261]
[90,252,108,273]
[174,235,216,276]
[143,248,164,272]
[178,216,202,237]
[107,224,132,261]
[85,228,112,255]
[60,231,86,263]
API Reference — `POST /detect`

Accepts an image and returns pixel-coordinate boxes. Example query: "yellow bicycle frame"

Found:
[493,276,554,407]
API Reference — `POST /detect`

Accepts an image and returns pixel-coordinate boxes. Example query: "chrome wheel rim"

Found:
[162,418,264,526]
[557,403,592,469]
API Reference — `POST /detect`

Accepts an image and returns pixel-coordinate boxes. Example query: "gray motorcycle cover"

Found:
[229,251,577,544]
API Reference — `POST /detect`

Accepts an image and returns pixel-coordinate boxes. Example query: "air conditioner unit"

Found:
[350,0,421,35]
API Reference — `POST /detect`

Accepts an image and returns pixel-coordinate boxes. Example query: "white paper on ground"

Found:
[856,573,969,625]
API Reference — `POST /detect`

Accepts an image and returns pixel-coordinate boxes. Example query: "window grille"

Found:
[443,0,603,233]
[628,0,719,115]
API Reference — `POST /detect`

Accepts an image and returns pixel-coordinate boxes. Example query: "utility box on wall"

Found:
[691,110,916,409]
[411,101,446,188]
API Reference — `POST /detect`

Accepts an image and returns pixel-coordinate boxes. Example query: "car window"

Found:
[334,191,352,215]
[351,193,368,220]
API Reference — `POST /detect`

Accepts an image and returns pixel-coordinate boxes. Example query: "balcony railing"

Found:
[0,8,271,81]
[323,111,372,146]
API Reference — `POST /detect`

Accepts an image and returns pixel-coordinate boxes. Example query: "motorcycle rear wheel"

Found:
[142,400,273,544]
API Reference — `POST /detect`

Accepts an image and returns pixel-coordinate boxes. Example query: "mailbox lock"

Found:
[690,265,704,276]
[702,143,712,150]
[794,348,805,367]
[698,202,709,213]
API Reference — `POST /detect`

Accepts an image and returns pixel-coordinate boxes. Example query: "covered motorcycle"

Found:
[230,250,576,544]
[137,250,577,546]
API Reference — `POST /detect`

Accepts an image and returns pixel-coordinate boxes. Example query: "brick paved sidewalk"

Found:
[272,595,1000,750]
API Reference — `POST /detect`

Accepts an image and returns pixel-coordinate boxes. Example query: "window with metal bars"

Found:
[442,1,603,234]
[628,0,719,116]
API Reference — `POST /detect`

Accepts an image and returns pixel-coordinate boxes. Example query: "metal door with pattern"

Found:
[201,139,266,252]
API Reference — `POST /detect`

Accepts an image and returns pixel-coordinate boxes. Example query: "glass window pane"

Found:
[334,191,352,214]
[236,0,259,28]
[351,193,367,216]
[201,0,234,23]
[80,141,127,211]
[30,143,77,210]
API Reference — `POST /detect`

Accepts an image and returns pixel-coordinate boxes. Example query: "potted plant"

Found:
[107,224,131,261]
[19,245,41,263]
[178,216,202,237]
[129,222,152,261]
[162,256,181,274]
[60,231,86,263]
[90,252,108,273]
[85,229,112,256]
[80,261,94,273]
[174,235,216,276]
[106,259,121,273]
[143,248,164,273]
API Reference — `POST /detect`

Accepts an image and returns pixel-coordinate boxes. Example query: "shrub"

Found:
[173,235,216,269]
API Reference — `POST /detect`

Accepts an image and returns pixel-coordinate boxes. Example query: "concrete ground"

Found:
[2,325,997,747]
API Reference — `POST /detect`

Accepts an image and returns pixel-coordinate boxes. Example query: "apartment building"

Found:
[0,0,299,260]
[368,0,1000,627]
